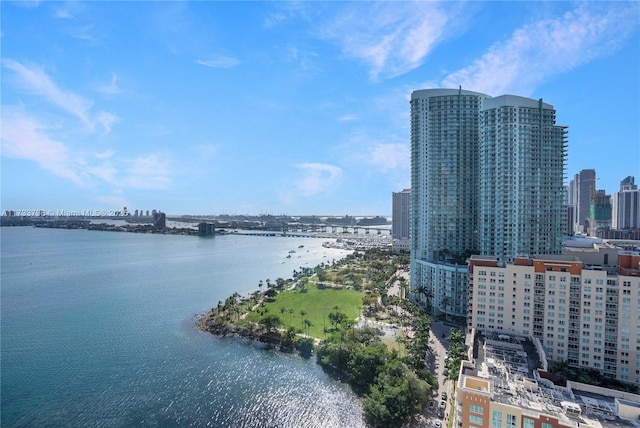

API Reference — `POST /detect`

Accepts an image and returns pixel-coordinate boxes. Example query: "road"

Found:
[411,319,454,428]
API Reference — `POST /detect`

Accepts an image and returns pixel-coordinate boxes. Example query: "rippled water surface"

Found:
[1,227,364,427]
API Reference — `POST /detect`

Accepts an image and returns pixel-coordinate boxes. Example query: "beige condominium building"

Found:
[467,252,640,385]
[455,330,640,428]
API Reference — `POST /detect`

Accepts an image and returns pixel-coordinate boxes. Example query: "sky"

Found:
[2,1,639,216]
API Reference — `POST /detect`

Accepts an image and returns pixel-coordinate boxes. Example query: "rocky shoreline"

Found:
[197,312,285,346]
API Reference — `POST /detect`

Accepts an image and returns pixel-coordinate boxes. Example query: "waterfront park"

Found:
[199,248,466,428]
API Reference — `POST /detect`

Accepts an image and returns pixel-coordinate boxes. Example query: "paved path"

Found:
[411,319,454,427]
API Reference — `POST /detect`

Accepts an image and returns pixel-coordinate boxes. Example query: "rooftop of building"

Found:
[459,331,640,427]
[563,235,606,248]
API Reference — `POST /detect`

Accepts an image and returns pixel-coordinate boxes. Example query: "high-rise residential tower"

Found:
[613,176,640,230]
[478,95,567,261]
[410,88,490,317]
[571,169,597,234]
[392,189,411,252]
[410,88,567,317]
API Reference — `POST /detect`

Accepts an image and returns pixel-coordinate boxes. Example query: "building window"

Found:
[507,414,516,428]
[542,423,553,428]
[523,418,535,428]
[490,410,502,428]
[470,415,483,425]
[469,405,484,415]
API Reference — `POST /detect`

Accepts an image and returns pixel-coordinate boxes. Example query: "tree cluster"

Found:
[317,320,432,428]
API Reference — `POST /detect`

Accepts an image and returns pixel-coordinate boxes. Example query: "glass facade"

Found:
[479,96,567,261]
[410,88,489,316]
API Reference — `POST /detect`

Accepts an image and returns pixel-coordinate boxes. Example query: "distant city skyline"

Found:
[2,2,639,215]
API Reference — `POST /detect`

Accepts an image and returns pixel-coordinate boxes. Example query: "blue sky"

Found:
[2,1,639,216]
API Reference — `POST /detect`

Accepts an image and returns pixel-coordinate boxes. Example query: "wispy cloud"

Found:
[122,154,172,190]
[1,107,171,192]
[96,73,122,97]
[2,59,118,133]
[317,2,453,80]
[338,114,358,122]
[337,123,409,175]
[1,108,82,184]
[442,3,640,96]
[3,59,93,123]
[52,2,85,20]
[192,143,221,161]
[367,143,410,174]
[295,163,343,196]
[196,54,240,68]
[95,195,128,209]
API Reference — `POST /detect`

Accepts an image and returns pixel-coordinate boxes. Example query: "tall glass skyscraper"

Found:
[410,89,567,317]
[479,95,567,261]
[410,88,490,317]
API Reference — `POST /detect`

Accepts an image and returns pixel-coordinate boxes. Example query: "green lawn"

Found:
[245,285,364,339]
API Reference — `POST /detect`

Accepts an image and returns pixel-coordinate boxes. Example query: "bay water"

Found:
[1,227,365,427]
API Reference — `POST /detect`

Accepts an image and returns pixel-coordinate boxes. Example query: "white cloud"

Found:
[2,59,119,133]
[442,3,640,96]
[196,54,240,68]
[193,143,221,160]
[95,195,128,208]
[318,2,452,80]
[1,108,170,192]
[0,109,83,184]
[3,59,93,124]
[338,114,358,122]
[95,150,115,160]
[96,73,122,96]
[368,143,410,173]
[294,163,343,196]
[122,154,172,190]
[52,2,85,19]
[95,111,119,134]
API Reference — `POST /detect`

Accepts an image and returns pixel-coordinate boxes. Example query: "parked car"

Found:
[428,400,436,409]
[441,391,447,400]
[439,400,446,410]
[434,421,442,428]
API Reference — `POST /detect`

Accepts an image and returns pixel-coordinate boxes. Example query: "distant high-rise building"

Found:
[588,189,612,235]
[392,189,410,252]
[198,222,215,237]
[572,169,596,234]
[478,95,567,260]
[620,175,636,191]
[152,211,166,228]
[612,176,640,230]
[410,88,567,317]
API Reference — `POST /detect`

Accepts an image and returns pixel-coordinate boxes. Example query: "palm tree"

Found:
[303,319,312,336]
[300,310,307,331]
[414,285,434,315]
